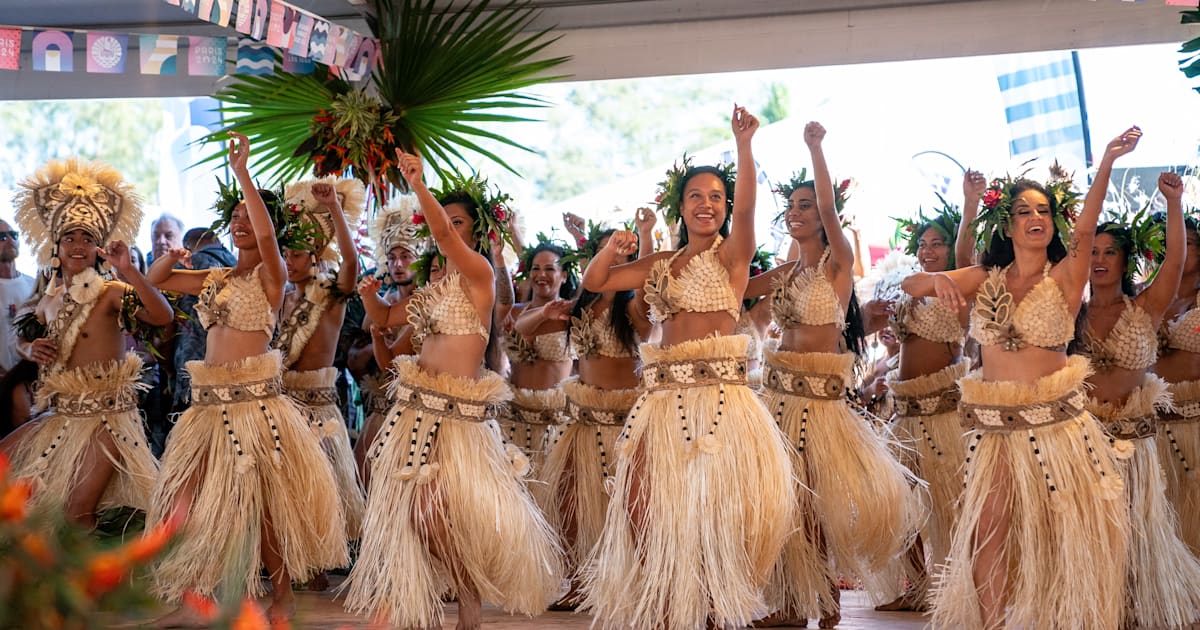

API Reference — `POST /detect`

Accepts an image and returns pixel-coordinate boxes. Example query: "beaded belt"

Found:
[286,385,338,407]
[1161,399,1200,423]
[566,399,630,426]
[762,364,847,401]
[641,357,748,392]
[51,387,139,416]
[508,403,563,426]
[1104,415,1158,440]
[959,388,1088,432]
[192,377,283,406]
[391,381,498,424]
[368,393,391,415]
[893,385,961,418]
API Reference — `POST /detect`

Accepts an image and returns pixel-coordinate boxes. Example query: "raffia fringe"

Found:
[343,358,562,629]
[760,342,924,615]
[9,354,157,529]
[886,360,969,593]
[930,356,1129,630]
[542,379,636,572]
[284,367,366,542]
[581,334,794,630]
[149,351,348,602]
[499,385,566,474]
[1161,379,1200,556]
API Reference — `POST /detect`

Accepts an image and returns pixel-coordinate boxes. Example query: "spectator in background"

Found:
[0,359,37,437]
[150,213,184,263]
[171,227,236,412]
[0,219,36,378]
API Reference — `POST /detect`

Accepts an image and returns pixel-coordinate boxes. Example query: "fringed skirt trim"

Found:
[930,356,1129,630]
[1089,376,1200,628]
[283,367,366,542]
[1160,378,1200,555]
[149,351,348,602]
[9,354,157,525]
[343,356,563,629]
[581,334,794,630]
[499,386,566,473]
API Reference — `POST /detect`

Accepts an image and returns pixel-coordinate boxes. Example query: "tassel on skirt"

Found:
[283,367,366,542]
[499,386,566,475]
[1160,378,1200,556]
[760,343,924,617]
[930,356,1130,630]
[148,351,348,602]
[1090,376,1200,629]
[343,356,564,629]
[581,335,794,630]
[8,353,158,526]
[540,378,636,573]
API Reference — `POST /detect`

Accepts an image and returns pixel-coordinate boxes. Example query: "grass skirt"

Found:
[1089,376,1200,628]
[499,386,566,474]
[1160,379,1200,556]
[887,360,969,582]
[580,335,794,630]
[930,356,1129,630]
[344,356,564,628]
[149,351,348,602]
[9,354,157,524]
[541,378,636,573]
[283,367,366,542]
[760,343,923,617]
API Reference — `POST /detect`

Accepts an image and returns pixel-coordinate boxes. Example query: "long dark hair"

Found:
[1093,222,1137,297]
[981,180,1069,269]
[675,166,733,248]
[523,242,578,299]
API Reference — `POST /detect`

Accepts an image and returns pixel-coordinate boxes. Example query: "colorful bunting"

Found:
[187,35,226,76]
[31,30,73,72]
[236,37,273,75]
[0,28,20,71]
[86,32,128,74]
[139,34,179,75]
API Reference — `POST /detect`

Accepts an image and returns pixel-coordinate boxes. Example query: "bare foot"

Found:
[143,606,212,629]
[456,597,482,630]
[874,590,928,612]
[298,572,330,592]
[751,611,807,627]
[267,592,296,625]
[817,609,840,629]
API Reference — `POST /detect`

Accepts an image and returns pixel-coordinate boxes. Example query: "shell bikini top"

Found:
[1165,294,1200,354]
[1082,298,1157,371]
[570,306,637,359]
[195,265,275,335]
[771,248,845,330]
[890,293,964,344]
[969,263,1074,351]
[405,270,488,349]
[643,236,740,324]
[506,329,574,363]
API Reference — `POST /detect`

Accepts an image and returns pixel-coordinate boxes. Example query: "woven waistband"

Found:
[566,399,631,426]
[762,363,847,401]
[391,381,498,424]
[959,387,1089,432]
[1161,399,1200,423]
[51,387,139,416]
[893,384,961,418]
[1104,415,1158,440]
[508,403,563,426]
[286,385,338,407]
[641,356,748,392]
[192,376,283,407]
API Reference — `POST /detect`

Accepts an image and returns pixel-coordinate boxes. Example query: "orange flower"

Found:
[120,511,182,565]
[0,478,34,522]
[84,552,128,597]
[232,599,268,630]
[182,591,220,621]
[19,532,53,566]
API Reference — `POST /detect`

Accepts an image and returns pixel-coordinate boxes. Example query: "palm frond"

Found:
[1180,10,1200,92]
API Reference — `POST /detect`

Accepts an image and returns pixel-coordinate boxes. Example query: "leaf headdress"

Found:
[893,193,962,269]
[426,172,515,252]
[654,155,736,230]
[209,178,320,253]
[516,232,580,289]
[970,161,1081,254]
[772,169,853,228]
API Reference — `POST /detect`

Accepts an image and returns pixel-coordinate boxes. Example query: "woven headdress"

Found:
[283,177,366,263]
[369,194,427,270]
[14,157,143,265]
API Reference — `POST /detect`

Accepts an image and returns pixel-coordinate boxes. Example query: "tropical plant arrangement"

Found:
[1179,8,1200,92]
[203,0,571,209]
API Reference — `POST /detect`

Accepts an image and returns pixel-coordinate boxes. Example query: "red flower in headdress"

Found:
[412,214,425,225]
[982,188,1003,209]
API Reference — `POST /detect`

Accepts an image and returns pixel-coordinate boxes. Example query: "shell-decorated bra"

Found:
[1164,293,1200,355]
[771,248,845,330]
[195,265,276,335]
[1082,298,1156,372]
[405,270,488,352]
[643,236,740,324]
[570,305,637,359]
[505,329,574,364]
[890,293,964,344]
[969,263,1073,351]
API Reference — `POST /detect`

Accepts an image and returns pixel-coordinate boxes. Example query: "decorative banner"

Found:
[86,32,128,74]
[31,30,73,72]
[343,36,378,82]
[266,0,287,47]
[0,28,20,71]
[188,35,227,76]
[236,37,273,75]
[307,18,330,64]
[281,51,313,75]
[288,9,314,57]
[198,0,235,27]
[180,0,199,14]
[140,34,178,75]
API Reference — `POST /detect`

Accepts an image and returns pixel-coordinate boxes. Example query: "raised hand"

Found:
[311,182,340,208]
[1159,171,1185,201]
[604,230,639,257]
[228,131,251,174]
[804,121,826,149]
[1103,126,1142,162]
[357,275,383,298]
[99,240,133,274]
[963,170,987,200]
[394,149,425,189]
[165,247,192,269]
[634,207,656,234]
[731,104,759,144]
[542,298,573,321]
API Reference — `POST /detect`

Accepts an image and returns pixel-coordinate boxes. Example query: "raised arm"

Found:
[957,170,986,268]
[312,181,360,295]
[1139,171,1186,319]
[725,105,760,266]
[147,248,211,295]
[514,299,572,337]
[104,240,173,326]
[357,276,408,330]
[229,132,286,308]
[580,230,663,293]
[635,207,657,259]
[745,262,791,300]
[805,122,854,271]
[901,265,986,311]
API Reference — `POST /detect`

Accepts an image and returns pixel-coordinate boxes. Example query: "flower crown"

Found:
[1100,201,1163,284]
[210,178,320,253]
[894,193,962,268]
[654,155,736,228]
[427,172,515,251]
[971,161,1082,252]
[749,244,775,277]
[772,170,853,227]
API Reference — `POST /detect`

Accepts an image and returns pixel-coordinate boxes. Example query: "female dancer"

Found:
[1156,208,1200,557]
[746,122,921,627]
[274,178,366,555]
[905,128,1141,630]
[503,238,577,470]
[1083,172,1200,629]
[580,106,793,630]
[344,151,562,629]
[145,133,347,625]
